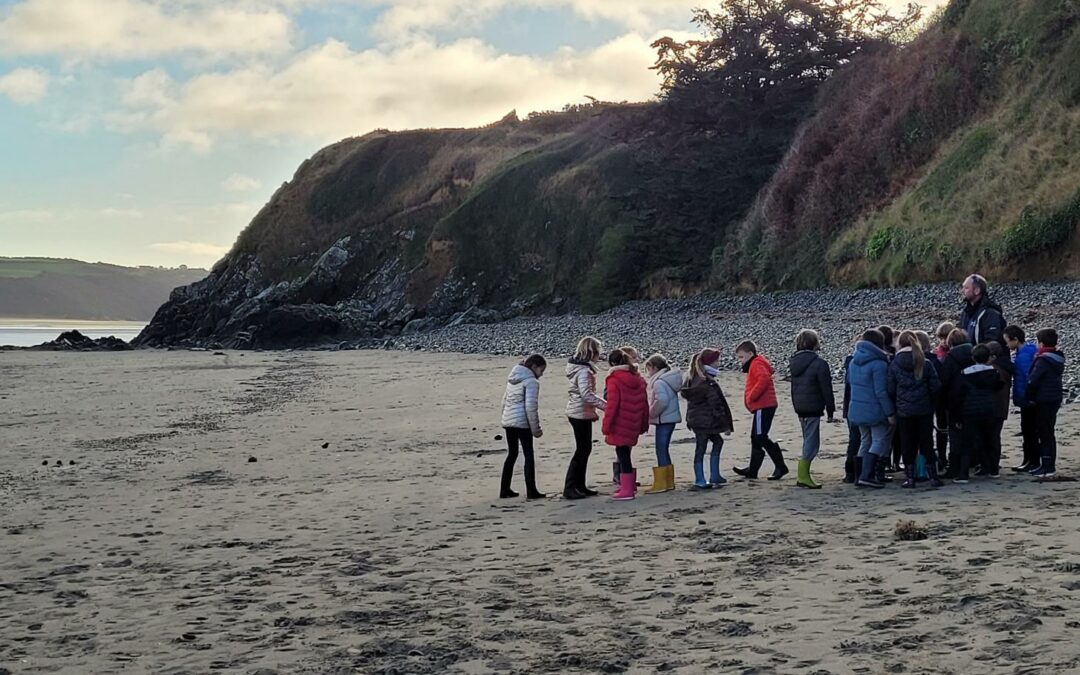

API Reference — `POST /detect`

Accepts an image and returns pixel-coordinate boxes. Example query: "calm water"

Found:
[0,322,146,347]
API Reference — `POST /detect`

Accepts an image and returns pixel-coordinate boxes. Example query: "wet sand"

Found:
[2,349,1079,674]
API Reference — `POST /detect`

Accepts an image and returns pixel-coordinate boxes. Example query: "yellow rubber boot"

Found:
[664,464,676,492]
[645,466,668,494]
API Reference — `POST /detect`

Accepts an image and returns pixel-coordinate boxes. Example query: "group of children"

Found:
[844,323,1066,489]
[498,324,1066,500]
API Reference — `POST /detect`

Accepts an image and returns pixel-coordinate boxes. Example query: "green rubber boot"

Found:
[796,459,821,489]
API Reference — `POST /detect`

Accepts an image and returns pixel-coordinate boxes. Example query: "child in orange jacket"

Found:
[733,340,790,481]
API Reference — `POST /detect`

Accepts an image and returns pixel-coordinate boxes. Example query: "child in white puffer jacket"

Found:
[500,354,547,500]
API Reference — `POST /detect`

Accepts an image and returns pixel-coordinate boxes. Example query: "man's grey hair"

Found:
[966,274,988,296]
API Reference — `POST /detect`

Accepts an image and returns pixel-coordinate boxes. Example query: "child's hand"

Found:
[534,429,544,438]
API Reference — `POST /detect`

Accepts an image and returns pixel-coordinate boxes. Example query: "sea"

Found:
[0,321,146,348]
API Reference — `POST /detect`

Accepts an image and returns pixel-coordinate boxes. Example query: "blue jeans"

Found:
[655,423,676,467]
[694,432,724,484]
[799,416,821,461]
[858,423,891,459]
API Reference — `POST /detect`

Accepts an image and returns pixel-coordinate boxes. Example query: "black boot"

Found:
[856,455,883,489]
[901,465,915,489]
[927,460,944,488]
[563,458,585,499]
[844,457,856,484]
[765,441,789,480]
[875,456,892,483]
[524,459,545,500]
[736,442,766,479]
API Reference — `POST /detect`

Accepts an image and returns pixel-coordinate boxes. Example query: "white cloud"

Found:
[114,32,671,148]
[369,0,945,38]
[0,67,50,104]
[369,0,697,39]
[0,0,293,60]
[222,173,262,192]
[150,240,230,258]
[0,208,55,221]
[102,207,144,218]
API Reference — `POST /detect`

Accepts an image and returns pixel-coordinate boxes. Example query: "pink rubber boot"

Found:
[612,469,637,501]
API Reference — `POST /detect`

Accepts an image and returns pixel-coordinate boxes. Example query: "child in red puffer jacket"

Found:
[733,340,790,481]
[602,349,650,501]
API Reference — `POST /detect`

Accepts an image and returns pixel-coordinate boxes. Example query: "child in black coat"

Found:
[1025,328,1067,478]
[954,344,1005,483]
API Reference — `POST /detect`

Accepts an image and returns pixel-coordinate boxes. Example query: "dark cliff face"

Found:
[135,107,652,348]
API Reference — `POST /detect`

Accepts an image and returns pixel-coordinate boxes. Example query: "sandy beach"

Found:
[2,348,1080,674]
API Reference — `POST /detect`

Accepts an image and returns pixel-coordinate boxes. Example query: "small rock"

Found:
[41,460,48,466]
[28,623,42,631]
[55,460,63,467]
[248,456,258,463]
[321,442,330,449]
[180,633,197,642]
[494,434,503,441]
[698,520,706,526]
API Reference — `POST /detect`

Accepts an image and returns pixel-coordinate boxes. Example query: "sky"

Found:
[0,0,946,269]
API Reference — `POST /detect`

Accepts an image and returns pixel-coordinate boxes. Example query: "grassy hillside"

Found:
[730,0,1080,289]
[0,258,207,320]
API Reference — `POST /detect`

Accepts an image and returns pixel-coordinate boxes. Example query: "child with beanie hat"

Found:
[681,348,735,489]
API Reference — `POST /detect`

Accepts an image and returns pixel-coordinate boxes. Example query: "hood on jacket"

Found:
[892,350,923,373]
[947,343,974,366]
[566,361,594,379]
[608,367,645,392]
[1038,350,1067,373]
[681,375,709,402]
[962,363,1003,390]
[508,364,535,385]
[852,340,888,366]
[651,367,684,392]
[789,350,820,378]
[993,355,1015,375]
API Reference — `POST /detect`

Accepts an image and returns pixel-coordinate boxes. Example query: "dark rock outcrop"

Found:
[35,330,133,351]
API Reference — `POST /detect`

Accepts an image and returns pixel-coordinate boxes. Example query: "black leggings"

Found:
[897,415,934,467]
[564,418,594,491]
[615,446,633,473]
[502,427,538,493]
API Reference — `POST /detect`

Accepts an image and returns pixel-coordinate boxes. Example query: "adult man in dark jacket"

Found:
[955,345,1005,481]
[959,274,1007,345]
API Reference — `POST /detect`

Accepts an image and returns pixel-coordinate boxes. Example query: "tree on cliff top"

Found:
[596,0,925,306]
[653,0,923,128]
